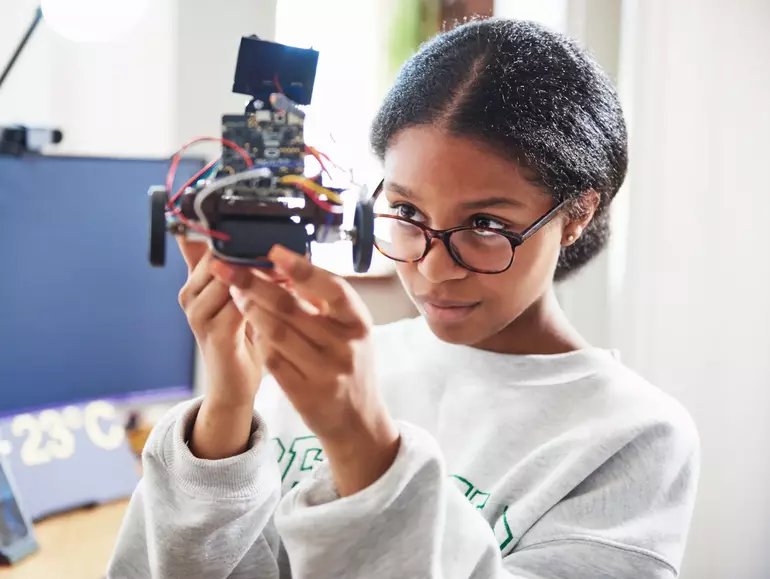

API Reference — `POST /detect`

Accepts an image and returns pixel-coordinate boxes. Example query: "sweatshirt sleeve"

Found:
[273,419,699,579]
[106,398,287,579]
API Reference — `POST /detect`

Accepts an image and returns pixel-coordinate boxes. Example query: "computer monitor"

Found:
[0,155,203,416]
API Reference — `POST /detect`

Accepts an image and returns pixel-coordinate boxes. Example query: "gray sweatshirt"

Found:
[107,316,699,578]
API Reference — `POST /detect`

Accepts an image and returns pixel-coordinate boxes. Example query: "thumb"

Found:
[175,235,208,271]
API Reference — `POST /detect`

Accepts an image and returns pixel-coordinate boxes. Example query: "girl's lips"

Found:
[417,298,480,323]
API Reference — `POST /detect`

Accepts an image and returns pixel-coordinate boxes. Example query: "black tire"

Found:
[149,187,168,267]
[352,198,374,273]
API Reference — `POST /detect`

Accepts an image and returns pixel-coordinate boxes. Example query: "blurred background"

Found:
[0,0,768,577]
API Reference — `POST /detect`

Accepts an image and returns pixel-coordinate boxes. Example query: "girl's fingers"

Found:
[214,263,336,349]
[211,299,243,332]
[179,252,216,307]
[268,245,371,333]
[244,321,258,346]
[185,278,233,330]
[175,236,209,272]
[248,306,329,380]
[258,334,306,385]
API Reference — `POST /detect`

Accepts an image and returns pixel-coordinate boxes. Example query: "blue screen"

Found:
[0,155,202,416]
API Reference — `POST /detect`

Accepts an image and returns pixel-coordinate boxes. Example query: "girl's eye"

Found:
[390,203,426,222]
[472,215,507,230]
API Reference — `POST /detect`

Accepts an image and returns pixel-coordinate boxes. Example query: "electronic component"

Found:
[148,36,375,273]
[220,109,304,176]
[232,35,318,105]
[0,125,63,155]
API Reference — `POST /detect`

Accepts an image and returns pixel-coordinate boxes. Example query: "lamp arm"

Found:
[0,6,43,93]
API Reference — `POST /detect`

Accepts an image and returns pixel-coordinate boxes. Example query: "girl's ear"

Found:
[562,190,600,246]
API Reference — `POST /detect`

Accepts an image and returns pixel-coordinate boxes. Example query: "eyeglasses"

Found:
[372,180,566,274]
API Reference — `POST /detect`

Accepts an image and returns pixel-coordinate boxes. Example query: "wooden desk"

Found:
[0,500,128,579]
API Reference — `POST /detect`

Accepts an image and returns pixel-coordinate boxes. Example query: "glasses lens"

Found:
[374,216,426,262]
[449,229,514,273]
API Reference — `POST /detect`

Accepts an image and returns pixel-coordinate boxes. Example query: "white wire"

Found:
[191,168,273,263]
[271,92,305,119]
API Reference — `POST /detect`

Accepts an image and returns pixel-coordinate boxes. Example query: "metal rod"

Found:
[0,6,43,93]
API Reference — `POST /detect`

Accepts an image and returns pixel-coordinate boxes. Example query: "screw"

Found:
[169,222,186,235]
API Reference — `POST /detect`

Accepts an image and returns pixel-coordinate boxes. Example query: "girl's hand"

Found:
[210,245,401,497]
[176,238,263,459]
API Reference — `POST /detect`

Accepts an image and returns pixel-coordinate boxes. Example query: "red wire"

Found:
[167,157,219,208]
[166,158,231,241]
[305,146,331,179]
[313,147,344,172]
[170,206,231,241]
[165,137,252,198]
[164,137,341,244]
[274,74,284,95]
[164,137,253,242]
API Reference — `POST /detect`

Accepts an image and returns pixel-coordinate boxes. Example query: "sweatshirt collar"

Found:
[410,316,618,387]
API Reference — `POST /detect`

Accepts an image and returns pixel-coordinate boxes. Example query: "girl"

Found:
[109,18,699,579]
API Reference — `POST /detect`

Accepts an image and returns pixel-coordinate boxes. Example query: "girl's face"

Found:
[381,126,569,349]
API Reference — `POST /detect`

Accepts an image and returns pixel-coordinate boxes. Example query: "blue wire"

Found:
[197,161,221,182]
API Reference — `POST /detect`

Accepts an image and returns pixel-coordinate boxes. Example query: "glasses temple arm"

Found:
[519,200,568,241]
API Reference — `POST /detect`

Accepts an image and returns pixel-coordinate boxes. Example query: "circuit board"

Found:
[219,109,305,178]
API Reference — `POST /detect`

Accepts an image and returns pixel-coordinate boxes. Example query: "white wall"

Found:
[557,0,624,350]
[173,0,278,157]
[1,1,274,158]
[497,2,770,577]
[0,1,54,128]
[1,0,177,157]
[616,1,770,578]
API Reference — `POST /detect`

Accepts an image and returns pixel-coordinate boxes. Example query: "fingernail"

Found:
[272,264,287,279]
[268,245,297,267]
[230,287,248,312]
[211,260,249,287]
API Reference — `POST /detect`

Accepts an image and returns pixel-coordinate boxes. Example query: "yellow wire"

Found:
[279,175,344,204]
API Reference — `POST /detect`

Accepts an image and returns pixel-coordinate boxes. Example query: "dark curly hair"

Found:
[370,18,628,281]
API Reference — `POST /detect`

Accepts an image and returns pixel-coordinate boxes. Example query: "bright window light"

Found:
[276,0,395,277]
[41,0,151,43]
